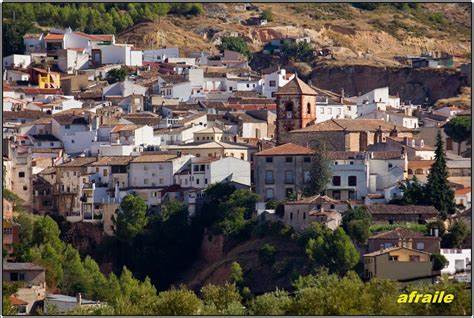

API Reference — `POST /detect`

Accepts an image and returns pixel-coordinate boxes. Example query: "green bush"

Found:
[259,243,277,265]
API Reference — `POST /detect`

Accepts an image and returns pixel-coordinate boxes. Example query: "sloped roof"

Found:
[275,76,317,96]
[4,262,44,271]
[291,119,407,133]
[286,194,342,205]
[57,157,97,168]
[255,143,314,156]
[131,154,177,163]
[369,227,426,239]
[366,204,438,215]
[111,124,142,133]
[92,156,133,166]
[44,33,64,41]
[364,246,431,257]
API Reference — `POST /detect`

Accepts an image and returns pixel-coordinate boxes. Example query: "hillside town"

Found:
[2,23,471,315]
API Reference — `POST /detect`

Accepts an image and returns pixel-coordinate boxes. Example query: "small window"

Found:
[303,157,311,163]
[348,176,357,186]
[306,102,311,114]
[388,163,393,169]
[332,176,341,186]
[71,140,75,144]
[285,157,293,163]
[349,161,354,165]
[196,179,200,185]
[19,172,25,178]
[266,157,273,163]
[389,255,399,261]
[416,242,425,250]
[265,188,274,200]
[65,124,71,129]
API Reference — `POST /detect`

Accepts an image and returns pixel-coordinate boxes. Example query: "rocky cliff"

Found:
[311,65,470,104]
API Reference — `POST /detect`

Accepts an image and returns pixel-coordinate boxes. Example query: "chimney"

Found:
[76,293,82,306]
[340,88,345,104]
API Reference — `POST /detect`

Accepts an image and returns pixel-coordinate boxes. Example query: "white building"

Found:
[441,249,471,275]
[180,156,251,189]
[357,87,400,108]
[5,69,30,83]
[51,113,96,155]
[261,69,295,98]
[3,54,32,69]
[315,96,346,123]
[97,44,143,67]
[143,48,179,62]
[57,49,90,74]
[129,154,192,189]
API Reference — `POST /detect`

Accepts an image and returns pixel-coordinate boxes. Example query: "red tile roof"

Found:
[44,33,64,41]
[275,76,317,96]
[255,143,314,156]
[455,187,471,195]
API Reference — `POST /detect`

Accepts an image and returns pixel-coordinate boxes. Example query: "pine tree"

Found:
[426,131,455,218]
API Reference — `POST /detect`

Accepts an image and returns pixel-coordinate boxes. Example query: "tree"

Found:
[105,67,129,84]
[218,36,251,58]
[259,243,277,265]
[426,132,456,218]
[304,146,331,196]
[342,206,372,245]
[443,221,470,248]
[113,194,148,241]
[444,116,471,155]
[200,283,243,315]
[229,262,244,287]
[304,224,359,274]
[282,42,314,63]
[61,244,88,294]
[394,176,429,205]
[249,289,292,315]
[261,9,274,22]
[431,253,448,271]
[155,288,202,315]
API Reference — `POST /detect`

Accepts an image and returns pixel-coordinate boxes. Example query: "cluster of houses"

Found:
[3,28,471,312]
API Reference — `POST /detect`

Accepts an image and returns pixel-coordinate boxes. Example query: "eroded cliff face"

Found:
[311,65,469,104]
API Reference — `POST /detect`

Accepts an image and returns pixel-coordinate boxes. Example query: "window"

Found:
[65,124,71,129]
[285,171,294,184]
[349,161,354,165]
[388,163,393,169]
[307,102,311,114]
[265,170,274,184]
[71,140,75,144]
[196,179,200,185]
[416,242,425,250]
[193,165,199,172]
[246,83,250,88]
[332,190,341,200]
[415,168,424,175]
[266,157,273,163]
[319,107,324,114]
[304,157,311,163]
[269,80,276,87]
[285,157,293,163]
[304,171,311,183]
[265,188,274,200]
[159,178,164,184]
[389,255,399,261]
[332,176,341,186]
[103,169,108,177]
[18,172,25,178]
[348,176,357,186]
[205,178,208,184]
[144,178,149,185]
[23,186,27,191]
[10,272,25,281]
[285,101,293,112]
[409,255,420,262]
[286,188,294,198]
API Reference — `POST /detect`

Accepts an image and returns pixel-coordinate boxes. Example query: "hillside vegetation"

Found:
[3,3,470,66]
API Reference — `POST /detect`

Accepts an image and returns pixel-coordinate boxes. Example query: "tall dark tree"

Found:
[304,142,331,196]
[112,194,148,241]
[426,132,456,218]
[444,116,471,155]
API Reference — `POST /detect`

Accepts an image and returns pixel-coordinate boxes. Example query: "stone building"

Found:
[275,76,317,144]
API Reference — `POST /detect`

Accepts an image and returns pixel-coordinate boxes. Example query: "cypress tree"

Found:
[426,131,455,218]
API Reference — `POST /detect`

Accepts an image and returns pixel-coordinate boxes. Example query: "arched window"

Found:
[285,101,293,112]
[307,102,311,114]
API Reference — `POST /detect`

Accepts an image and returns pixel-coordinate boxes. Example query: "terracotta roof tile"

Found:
[291,119,408,133]
[275,77,317,96]
[255,143,314,156]
[92,156,133,166]
[44,33,64,41]
[131,154,177,163]
[455,187,471,195]
[58,157,97,167]
[366,204,438,215]
[111,124,142,133]
[369,227,426,239]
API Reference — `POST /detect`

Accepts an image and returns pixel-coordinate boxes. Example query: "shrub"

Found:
[259,243,277,265]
